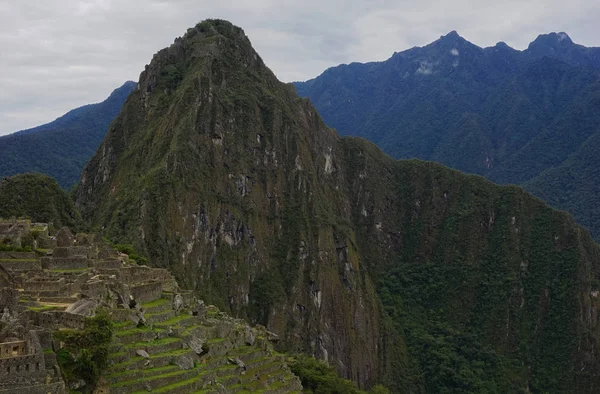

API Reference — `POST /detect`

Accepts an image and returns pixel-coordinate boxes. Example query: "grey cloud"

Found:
[0,0,599,135]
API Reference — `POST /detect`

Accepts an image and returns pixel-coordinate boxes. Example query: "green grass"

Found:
[107,364,179,380]
[124,337,181,349]
[27,305,61,312]
[146,374,202,394]
[110,365,197,388]
[113,321,134,329]
[114,325,155,337]
[154,313,195,327]
[143,298,169,309]
[109,348,191,370]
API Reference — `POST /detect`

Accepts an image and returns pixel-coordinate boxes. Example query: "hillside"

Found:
[0,173,81,229]
[0,81,136,189]
[294,32,600,240]
[76,20,600,392]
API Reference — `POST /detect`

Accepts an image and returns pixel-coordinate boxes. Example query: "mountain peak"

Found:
[439,30,462,42]
[528,32,574,50]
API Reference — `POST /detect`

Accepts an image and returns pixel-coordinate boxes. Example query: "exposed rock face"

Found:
[76,19,382,387]
[76,20,600,391]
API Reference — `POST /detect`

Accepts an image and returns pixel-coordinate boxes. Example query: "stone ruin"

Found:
[0,220,303,393]
[0,222,180,393]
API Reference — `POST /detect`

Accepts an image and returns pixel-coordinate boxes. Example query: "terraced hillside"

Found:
[0,220,302,393]
[106,298,301,393]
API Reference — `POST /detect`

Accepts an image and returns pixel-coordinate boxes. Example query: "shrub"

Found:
[54,309,113,389]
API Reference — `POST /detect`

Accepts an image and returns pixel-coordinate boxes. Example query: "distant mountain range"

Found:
[294,31,600,239]
[0,81,136,189]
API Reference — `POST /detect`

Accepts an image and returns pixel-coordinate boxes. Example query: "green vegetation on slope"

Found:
[294,33,600,240]
[290,355,390,394]
[0,172,82,228]
[55,309,113,391]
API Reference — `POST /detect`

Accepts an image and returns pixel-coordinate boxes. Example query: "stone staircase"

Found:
[106,296,303,393]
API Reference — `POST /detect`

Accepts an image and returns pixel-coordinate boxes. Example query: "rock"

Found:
[56,227,74,247]
[65,299,97,316]
[136,349,150,359]
[244,326,255,346]
[216,321,233,338]
[228,356,246,370]
[1,307,10,322]
[192,299,206,319]
[98,246,117,259]
[69,379,86,390]
[176,355,194,370]
[137,310,146,325]
[267,330,279,342]
[173,294,184,313]
[188,337,206,355]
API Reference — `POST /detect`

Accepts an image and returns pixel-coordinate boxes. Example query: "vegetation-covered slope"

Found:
[0,173,81,228]
[294,32,600,240]
[0,81,135,189]
[76,20,600,392]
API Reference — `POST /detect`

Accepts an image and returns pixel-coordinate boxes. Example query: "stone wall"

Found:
[0,288,18,311]
[0,382,65,394]
[81,280,108,299]
[23,278,66,293]
[94,260,123,270]
[0,252,37,259]
[0,341,27,358]
[40,257,90,270]
[0,260,41,271]
[37,237,57,249]
[130,282,163,303]
[0,354,45,379]
[35,312,87,330]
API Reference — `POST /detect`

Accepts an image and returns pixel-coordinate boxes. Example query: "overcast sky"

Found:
[1,0,599,136]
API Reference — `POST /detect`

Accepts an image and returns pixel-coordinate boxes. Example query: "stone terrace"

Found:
[0,221,303,393]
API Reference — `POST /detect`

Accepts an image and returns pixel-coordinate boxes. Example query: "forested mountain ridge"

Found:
[0,173,82,229]
[75,20,600,392]
[294,31,600,239]
[0,81,136,189]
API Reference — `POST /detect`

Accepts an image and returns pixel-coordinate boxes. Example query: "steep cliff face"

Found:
[76,20,383,388]
[76,20,600,392]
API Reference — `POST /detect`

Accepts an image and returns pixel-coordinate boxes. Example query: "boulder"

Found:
[191,299,206,319]
[65,299,97,316]
[172,294,184,313]
[188,337,206,355]
[136,349,150,359]
[228,357,246,370]
[244,326,256,346]
[176,355,194,370]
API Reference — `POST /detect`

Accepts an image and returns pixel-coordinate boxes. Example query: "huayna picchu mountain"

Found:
[76,20,600,392]
[0,81,136,189]
[294,31,600,242]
